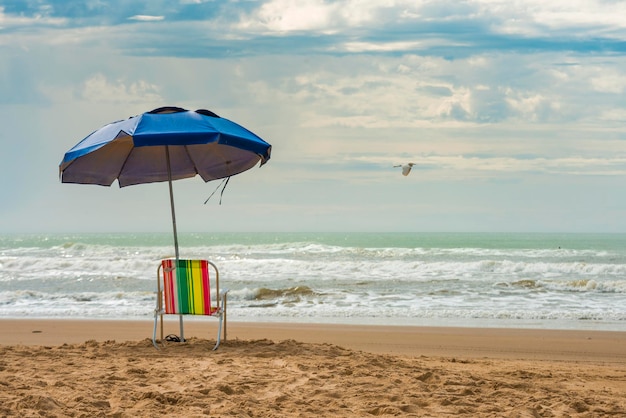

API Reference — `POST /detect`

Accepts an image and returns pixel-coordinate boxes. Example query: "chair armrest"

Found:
[219,289,229,307]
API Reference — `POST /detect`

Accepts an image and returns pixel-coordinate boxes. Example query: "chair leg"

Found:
[179,314,185,342]
[220,290,229,342]
[223,295,228,341]
[152,311,160,350]
[212,314,223,351]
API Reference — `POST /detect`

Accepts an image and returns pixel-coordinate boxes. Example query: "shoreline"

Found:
[1,318,624,362]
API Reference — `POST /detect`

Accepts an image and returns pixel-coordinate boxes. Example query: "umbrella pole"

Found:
[165,146,180,260]
[165,146,184,341]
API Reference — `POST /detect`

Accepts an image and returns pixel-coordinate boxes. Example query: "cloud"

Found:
[2,0,626,233]
[4,1,626,59]
[128,15,165,22]
[236,0,390,33]
[341,153,626,179]
[591,70,626,93]
[78,74,163,104]
[0,5,66,32]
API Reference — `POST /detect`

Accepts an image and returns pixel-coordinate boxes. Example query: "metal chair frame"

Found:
[153,259,228,350]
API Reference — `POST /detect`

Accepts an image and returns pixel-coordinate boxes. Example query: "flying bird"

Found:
[394,162,415,176]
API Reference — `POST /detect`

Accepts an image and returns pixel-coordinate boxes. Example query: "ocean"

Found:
[0,232,624,331]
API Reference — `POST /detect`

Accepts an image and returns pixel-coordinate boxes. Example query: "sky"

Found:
[1,0,626,234]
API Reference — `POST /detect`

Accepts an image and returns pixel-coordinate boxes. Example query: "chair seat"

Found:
[162,259,213,315]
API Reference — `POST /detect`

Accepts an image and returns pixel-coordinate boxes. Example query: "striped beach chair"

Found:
[153,259,228,350]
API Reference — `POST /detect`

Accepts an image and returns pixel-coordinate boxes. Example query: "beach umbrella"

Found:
[59,106,272,258]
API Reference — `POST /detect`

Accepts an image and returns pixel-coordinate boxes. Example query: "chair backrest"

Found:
[161,259,216,315]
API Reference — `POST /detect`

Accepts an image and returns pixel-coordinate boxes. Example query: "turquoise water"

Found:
[1,232,625,330]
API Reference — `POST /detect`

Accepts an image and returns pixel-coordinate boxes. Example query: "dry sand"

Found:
[0,319,624,417]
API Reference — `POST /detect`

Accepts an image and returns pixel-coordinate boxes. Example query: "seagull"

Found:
[394,162,415,176]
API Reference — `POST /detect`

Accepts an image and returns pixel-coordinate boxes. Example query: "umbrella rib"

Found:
[183,145,200,177]
[116,141,136,187]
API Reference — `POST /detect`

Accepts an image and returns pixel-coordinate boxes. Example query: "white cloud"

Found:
[79,74,163,104]
[528,0,626,31]
[240,0,338,32]
[236,0,424,33]
[504,89,550,120]
[128,15,165,22]
[591,71,626,94]
[2,0,626,233]
[478,0,626,37]
[598,108,626,122]
[233,0,626,39]
[437,154,626,176]
[0,6,66,30]
[338,41,424,53]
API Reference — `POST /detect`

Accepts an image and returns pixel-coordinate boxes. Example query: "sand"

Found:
[0,319,624,417]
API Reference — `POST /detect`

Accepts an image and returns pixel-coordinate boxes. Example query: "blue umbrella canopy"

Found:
[60,106,272,258]
[60,107,271,187]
